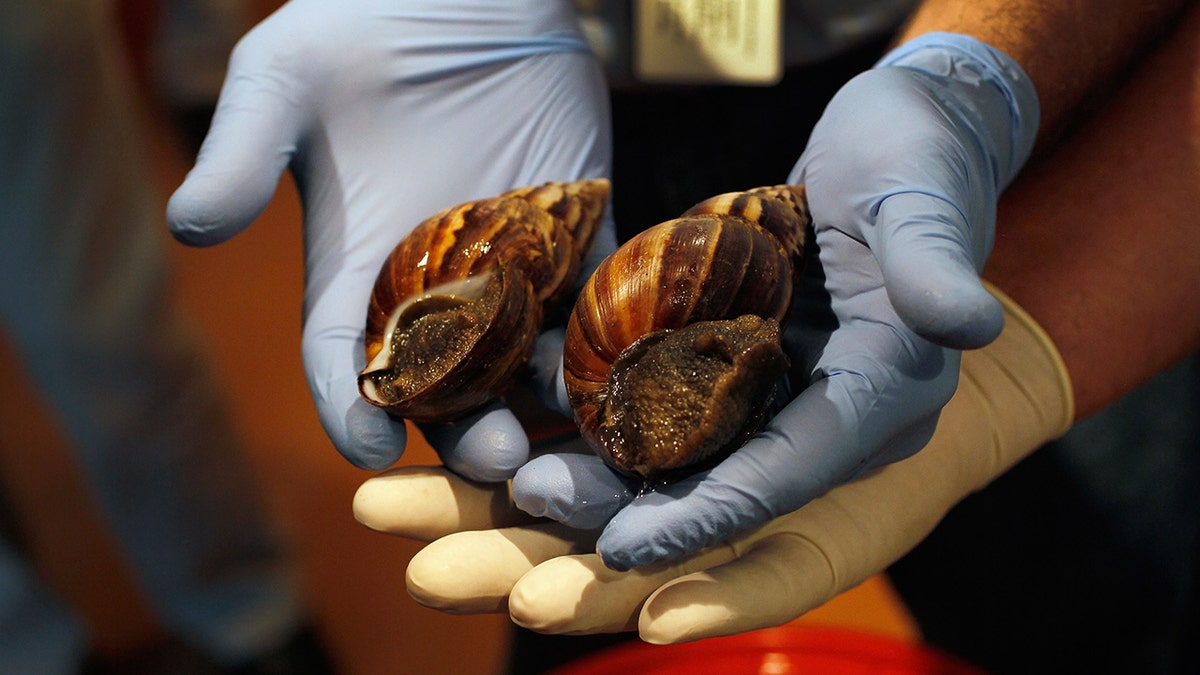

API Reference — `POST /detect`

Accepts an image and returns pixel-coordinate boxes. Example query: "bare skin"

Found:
[900,0,1200,420]
[898,0,1192,147]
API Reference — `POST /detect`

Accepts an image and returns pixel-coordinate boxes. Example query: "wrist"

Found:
[876,32,1040,190]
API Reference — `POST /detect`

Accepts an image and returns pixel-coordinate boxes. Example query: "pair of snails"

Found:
[358,179,810,480]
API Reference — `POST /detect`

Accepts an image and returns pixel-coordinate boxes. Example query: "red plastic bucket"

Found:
[551,626,986,675]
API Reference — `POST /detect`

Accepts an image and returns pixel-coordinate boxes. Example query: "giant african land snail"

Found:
[358,180,610,422]
[358,181,810,480]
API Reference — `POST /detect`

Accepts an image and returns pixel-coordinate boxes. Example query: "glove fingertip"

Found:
[441,443,529,484]
[420,403,530,483]
[166,149,288,247]
[338,398,409,470]
[508,563,579,634]
[510,483,549,519]
[639,584,709,645]
[166,189,239,247]
[343,446,406,472]
[595,527,654,572]
[512,454,632,529]
[891,275,1005,350]
[445,452,528,484]
[405,535,503,612]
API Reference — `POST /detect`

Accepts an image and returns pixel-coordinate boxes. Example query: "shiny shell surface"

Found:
[359,179,610,423]
[564,185,810,479]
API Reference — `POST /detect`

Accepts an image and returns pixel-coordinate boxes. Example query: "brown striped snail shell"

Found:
[358,179,610,423]
[563,185,810,480]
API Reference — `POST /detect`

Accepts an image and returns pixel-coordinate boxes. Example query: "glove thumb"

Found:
[167,36,304,246]
[873,192,1004,349]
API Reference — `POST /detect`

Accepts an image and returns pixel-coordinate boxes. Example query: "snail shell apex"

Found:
[359,179,610,423]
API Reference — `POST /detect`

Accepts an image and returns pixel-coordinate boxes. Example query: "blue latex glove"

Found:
[512,32,1039,570]
[167,0,613,476]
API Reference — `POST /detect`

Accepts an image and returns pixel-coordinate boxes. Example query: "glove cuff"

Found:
[876,32,1041,191]
[981,279,1075,437]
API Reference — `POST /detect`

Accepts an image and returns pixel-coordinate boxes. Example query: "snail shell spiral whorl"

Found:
[359,179,610,423]
[564,185,810,480]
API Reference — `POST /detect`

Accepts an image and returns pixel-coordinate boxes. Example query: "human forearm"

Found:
[984,4,1200,419]
[897,0,1191,147]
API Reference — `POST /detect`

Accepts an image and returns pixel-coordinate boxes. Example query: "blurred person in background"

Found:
[0,1,334,672]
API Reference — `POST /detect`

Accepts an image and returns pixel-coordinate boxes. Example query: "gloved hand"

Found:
[166,0,613,475]
[354,283,1073,641]
[508,31,1041,569]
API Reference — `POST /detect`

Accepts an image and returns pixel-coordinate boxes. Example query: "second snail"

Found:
[358,180,810,481]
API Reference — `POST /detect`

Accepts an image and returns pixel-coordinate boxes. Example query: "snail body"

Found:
[358,179,610,422]
[564,185,810,480]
